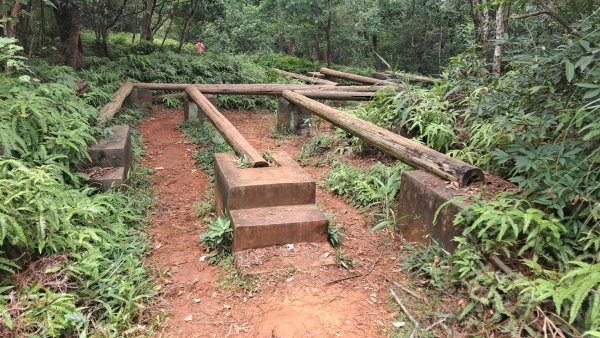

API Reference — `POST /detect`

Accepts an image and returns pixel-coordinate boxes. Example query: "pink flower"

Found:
[195,42,205,53]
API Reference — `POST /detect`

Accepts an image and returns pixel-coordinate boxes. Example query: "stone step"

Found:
[231,204,328,252]
[215,152,316,213]
[234,242,336,276]
[88,125,132,170]
[88,166,127,192]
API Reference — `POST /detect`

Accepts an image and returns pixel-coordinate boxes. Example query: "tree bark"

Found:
[282,90,485,187]
[278,31,285,53]
[140,0,155,41]
[177,0,199,53]
[65,6,83,69]
[185,86,268,167]
[289,37,296,56]
[2,0,22,37]
[493,1,510,74]
[325,0,333,66]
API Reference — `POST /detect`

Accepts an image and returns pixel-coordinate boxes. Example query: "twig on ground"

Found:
[423,318,446,331]
[390,288,420,338]
[384,274,425,301]
[325,253,381,285]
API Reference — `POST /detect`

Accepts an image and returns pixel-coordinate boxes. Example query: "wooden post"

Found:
[277,97,314,134]
[185,86,268,168]
[319,67,399,87]
[98,82,134,124]
[273,68,338,85]
[281,90,484,187]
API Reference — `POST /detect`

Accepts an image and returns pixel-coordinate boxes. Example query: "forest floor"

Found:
[140,107,420,337]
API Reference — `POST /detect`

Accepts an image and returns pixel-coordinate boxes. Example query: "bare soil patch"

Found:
[141,108,408,337]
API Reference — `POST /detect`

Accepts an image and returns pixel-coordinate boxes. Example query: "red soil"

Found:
[140,108,408,337]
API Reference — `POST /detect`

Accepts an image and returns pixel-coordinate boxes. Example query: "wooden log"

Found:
[319,67,399,87]
[292,90,376,101]
[153,92,186,101]
[273,68,338,85]
[307,71,325,79]
[376,71,438,84]
[98,82,134,123]
[134,83,393,95]
[185,86,268,168]
[282,90,484,186]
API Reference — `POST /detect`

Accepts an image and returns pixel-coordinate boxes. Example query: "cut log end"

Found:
[461,168,486,187]
[251,160,270,168]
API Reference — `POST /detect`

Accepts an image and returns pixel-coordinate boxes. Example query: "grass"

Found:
[216,256,260,293]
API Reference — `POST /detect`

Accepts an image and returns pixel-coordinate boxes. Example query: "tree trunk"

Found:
[2,0,22,37]
[178,0,199,53]
[278,31,285,53]
[325,0,333,66]
[471,0,490,51]
[493,2,510,74]
[289,37,296,56]
[140,0,155,41]
[160,18,173,49]
[65,7,83,69]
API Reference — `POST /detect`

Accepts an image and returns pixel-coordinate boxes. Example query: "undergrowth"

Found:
[0,39,158,336]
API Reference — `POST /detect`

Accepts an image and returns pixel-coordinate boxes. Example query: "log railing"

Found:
[281,90,484,186]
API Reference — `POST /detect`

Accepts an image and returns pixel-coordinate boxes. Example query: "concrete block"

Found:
[396,170,466,252]
[231,204,328,251]
[276,97,313,134]
[89,167,127,192]
[214,152,315,214]
[125,88,153,107]
[88,125,132,171]
[184,94,217,121]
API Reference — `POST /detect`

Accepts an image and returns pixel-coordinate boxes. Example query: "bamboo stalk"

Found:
[273,68,338,85]
[98,82,134,123]
[319,67,399,87]
[282,90,484,186]
[185,86,268,168]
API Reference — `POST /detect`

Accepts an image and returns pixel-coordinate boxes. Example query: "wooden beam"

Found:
[134,83,393,95]
[185,86,268,168]
[292,90,376,101]
[273,68,338,85]
[281,90,484,186]
[378,71,438,84]
[306,71,325,79]
[319,67,399,87]
[153,92,186,101]
[98,82,134,123]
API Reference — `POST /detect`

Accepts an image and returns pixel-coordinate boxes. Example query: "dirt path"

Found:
[141,108,406,337]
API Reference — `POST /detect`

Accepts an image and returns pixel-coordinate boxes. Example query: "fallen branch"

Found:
[325,254,380,285]
[390,288,420,338]
[384,274,425,301]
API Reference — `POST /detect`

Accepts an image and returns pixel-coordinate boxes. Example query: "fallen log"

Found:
[319,67,399,87]
[185,86,268,168]
[374,71,438,84]
[292,90,376,101]
[273,68,338,85]
[98,82,134,123]
[134,83,393,95]
[307,71,325,79]
[153,92,186,102]
[282,90,484,186]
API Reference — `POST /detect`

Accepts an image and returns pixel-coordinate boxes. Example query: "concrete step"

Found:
[234,242,335,276]
[231,204,328,251]
[88,125,132,171]
[88,166,127,191]
[215,152,316,213]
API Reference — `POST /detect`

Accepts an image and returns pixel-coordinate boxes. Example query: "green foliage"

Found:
[179,120,233,175]
[325,212,344,247]
[335,248,355,270]
[200,217,233,264]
